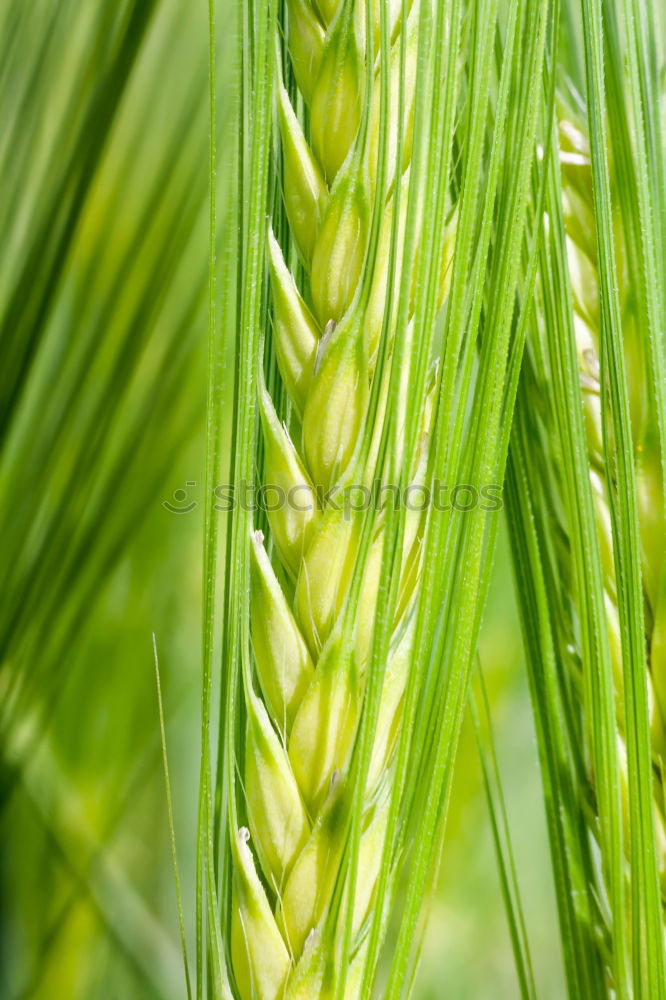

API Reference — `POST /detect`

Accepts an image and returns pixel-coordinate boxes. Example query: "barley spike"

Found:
[230,2,451,996]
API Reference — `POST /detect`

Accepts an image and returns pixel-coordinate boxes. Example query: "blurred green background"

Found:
[0,1,563,997]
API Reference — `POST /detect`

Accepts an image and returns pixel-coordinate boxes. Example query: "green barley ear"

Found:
[216,0,553,995]
[267,228,320,416]
[294,509,359,652]
[366,617,414,791]
[505,54,666,990]
[283,931,368,1000]
[277,773,347,957]
[257,376,321,575]
[231,828,292,1000]
[288,634,360,811]
[250,530,315,733]
[277,82,329,266]
[364,174,409,361]
[286,0,325,104]
[312,0,339,26]
[302,314,370,489]
[310,3,364,182]
[310,167,370,327]
[245,691,311,886]
[367,5,419,193]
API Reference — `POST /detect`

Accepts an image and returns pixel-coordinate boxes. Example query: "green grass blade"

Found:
[153,635,194,1000]
[471,664,538,1000]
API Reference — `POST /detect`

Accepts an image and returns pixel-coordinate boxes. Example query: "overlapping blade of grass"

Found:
[0,0,232,995]
[0,0,222,756]
[0,0,158,439]
[381,7,553,992]
[506,366,610,998]
[195,0,239,997]
[4,734,185,999]
[471,665,537,1000]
